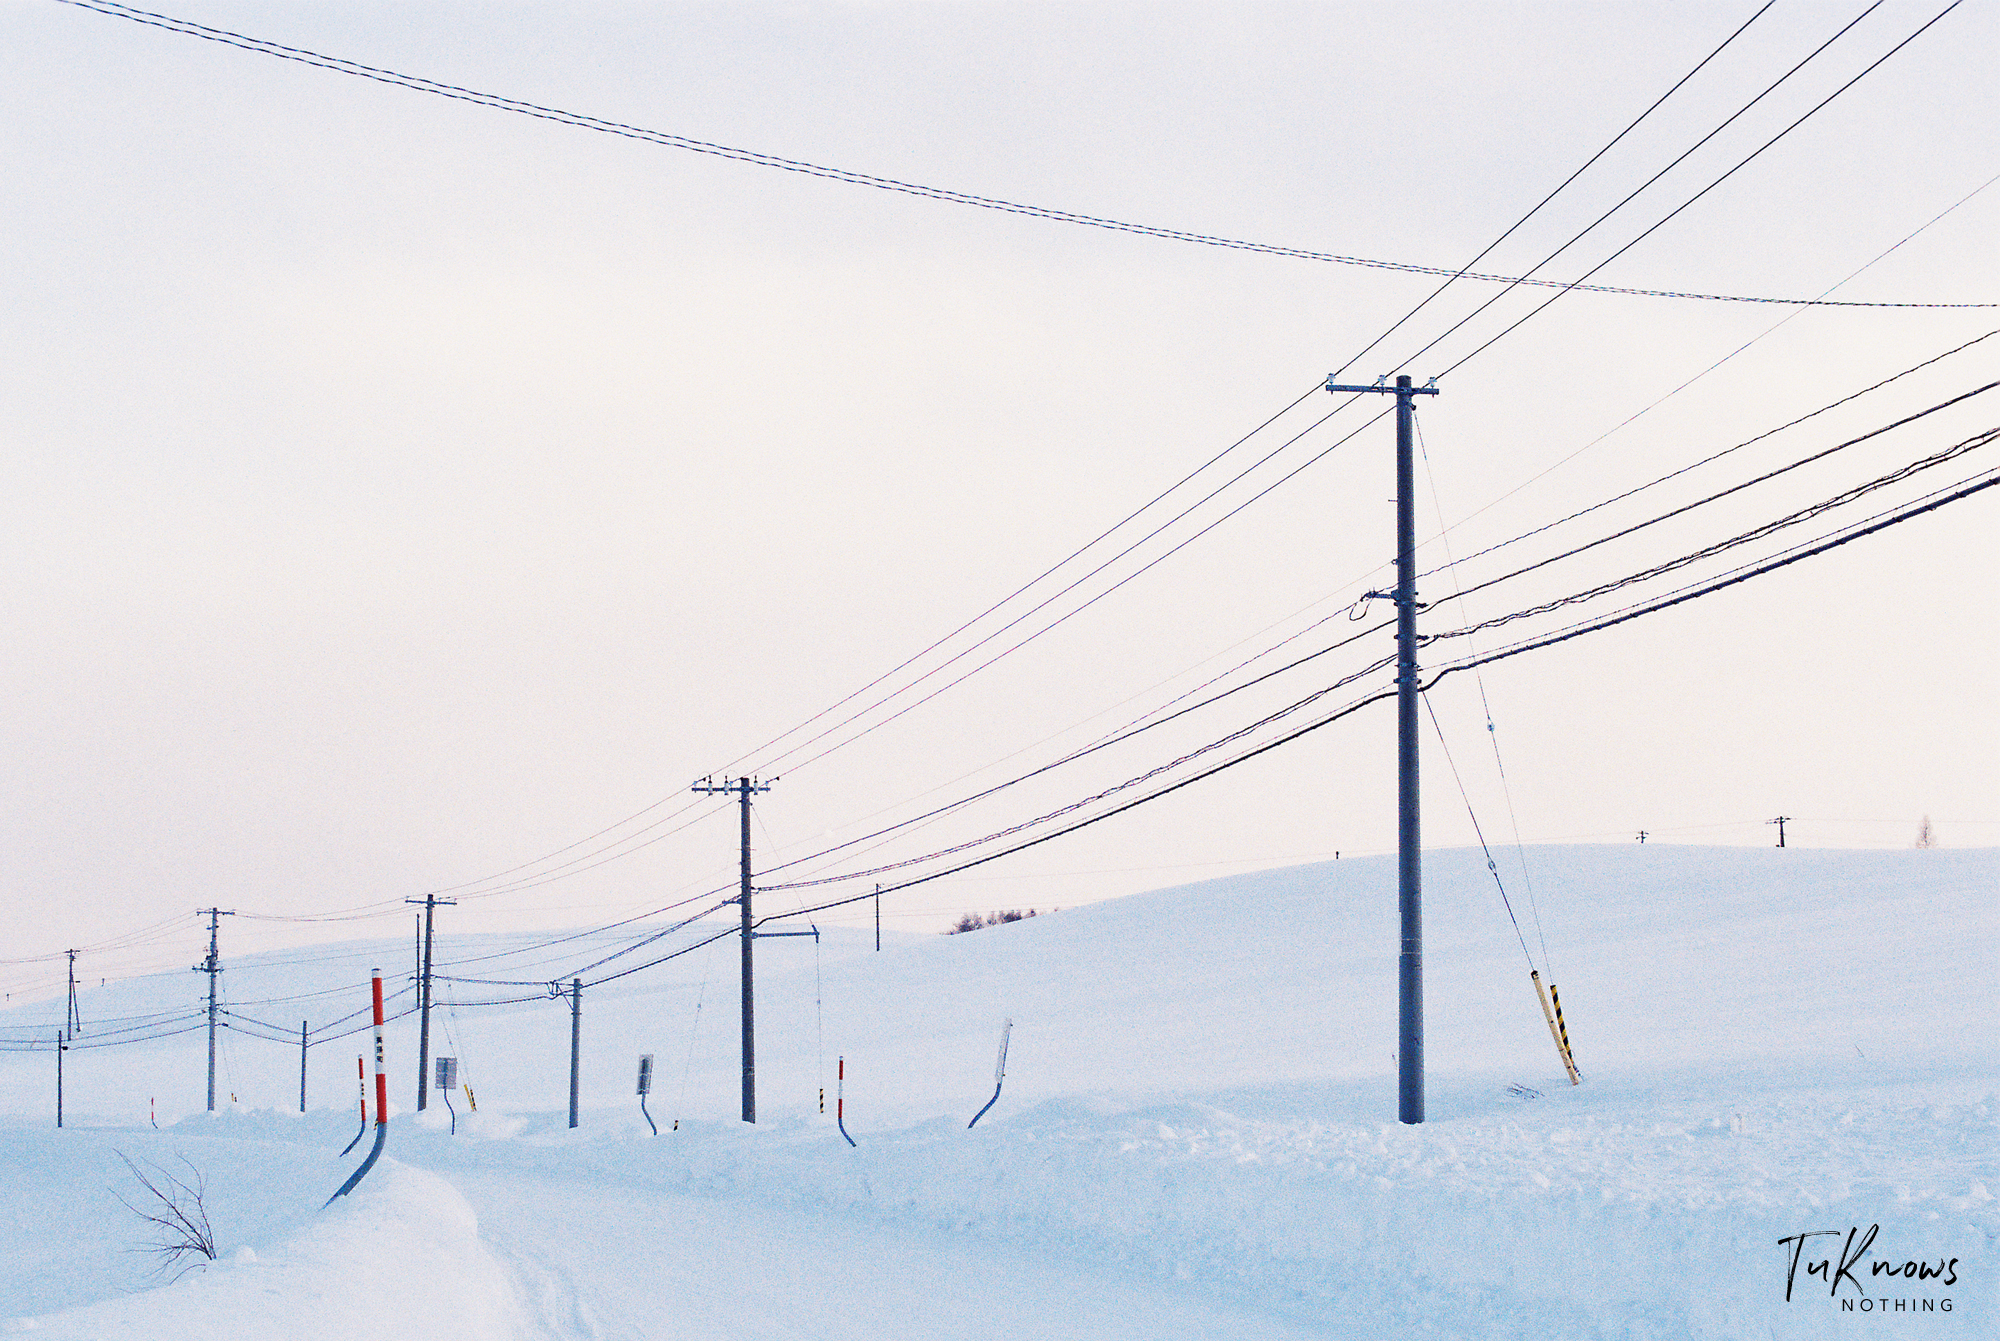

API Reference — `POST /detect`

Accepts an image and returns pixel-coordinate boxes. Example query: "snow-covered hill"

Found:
[2,846,1994,1338]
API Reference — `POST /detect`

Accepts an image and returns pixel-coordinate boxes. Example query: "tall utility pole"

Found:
[692,775,772,1123]
[65,950,80,1036]
[1325,373,1439,1125]
[405,894,456,1111]
[191,908,235,1112]
[1768,816,1791,847]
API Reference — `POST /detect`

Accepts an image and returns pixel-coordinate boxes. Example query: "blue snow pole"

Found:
[966,1020,1012,1129]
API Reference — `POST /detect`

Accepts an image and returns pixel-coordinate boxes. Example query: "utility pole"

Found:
[56,1030,66,1128]
[66,950,80,1036]
[300,1020,309,1113]
[692,775,772,1123]
[1637,831,1649,844]
[874,884,881,952]
[404,894,456,1111]
[1325,372,1439,1125]
[191,908,235,1112]
[567,978,582,1129]
[1768,816,1791,847]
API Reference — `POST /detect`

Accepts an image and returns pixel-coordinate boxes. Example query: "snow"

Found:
[2,846,1995,1337]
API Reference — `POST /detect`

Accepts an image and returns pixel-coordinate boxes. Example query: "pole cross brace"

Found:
[1326,381,1441,396]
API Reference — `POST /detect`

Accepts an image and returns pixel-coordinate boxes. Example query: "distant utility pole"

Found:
[300,1020,309,1113]
[692,775,773,1123]
[1768,816,1791,848]
[567,978,582,1129]
[66,950,80,1036]
[1325,372,1439,1126]
[1637,831,1649,845]
[405,894,456,1111]
[191,908,235,1112]
[56,1030,67,1129]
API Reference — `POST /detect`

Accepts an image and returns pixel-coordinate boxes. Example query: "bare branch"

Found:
[112,1151,217,1280]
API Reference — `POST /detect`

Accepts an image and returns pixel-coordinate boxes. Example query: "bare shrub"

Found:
[112,1152,217,1281]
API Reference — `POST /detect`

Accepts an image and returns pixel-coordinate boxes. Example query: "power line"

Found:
[19,2,1984,975]
[1444,384,2000,608]
[29,448,1988,1043]
[1421,694,1534,969]
[1427,468,2000,679]
[1413,410,1555,978]
[167,4,1966,913]
[760,457,2000,913]
[747,384,1999,891]
[52,0,1990,309]
[1331,0,1778,378]
[1416,328,2000,584]
[1425,0,1977,382]
[1409,179,2000,558]
[728,384,1328,776]
[712,1,1896,851]
[1381,0,1896,374]
[1430,424,1998,639]
[750,401,1391,779]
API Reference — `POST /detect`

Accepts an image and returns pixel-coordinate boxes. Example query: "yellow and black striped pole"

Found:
[1532,971,1581,1085]
[1549,982,1580,1080]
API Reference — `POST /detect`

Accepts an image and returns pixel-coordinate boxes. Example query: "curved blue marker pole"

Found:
[326,1119,387,1208]
[326,970,389,1208]
[966,1019,1012,1129]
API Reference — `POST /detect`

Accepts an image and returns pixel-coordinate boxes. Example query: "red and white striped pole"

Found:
[369,969,387,1129]
[328,968,390,1203]
[836,1055,855,1147]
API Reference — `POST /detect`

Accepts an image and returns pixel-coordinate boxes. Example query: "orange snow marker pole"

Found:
[1532,972,1580,1086]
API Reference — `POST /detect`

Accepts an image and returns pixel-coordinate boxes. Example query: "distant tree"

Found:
[1915,815,1936,849]
[944,908,1043,934]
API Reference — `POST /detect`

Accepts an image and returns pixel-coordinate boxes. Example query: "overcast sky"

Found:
[3,0,1995,990]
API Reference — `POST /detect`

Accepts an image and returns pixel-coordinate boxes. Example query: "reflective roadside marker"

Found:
[435,1056,457,1091]
[636,1054,654,1096]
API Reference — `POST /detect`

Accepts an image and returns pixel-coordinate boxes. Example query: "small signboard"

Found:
[435,1056,457,1091]
[636,1053,654,1096]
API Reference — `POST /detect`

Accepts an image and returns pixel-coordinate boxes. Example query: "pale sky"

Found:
[3,0,1995,990]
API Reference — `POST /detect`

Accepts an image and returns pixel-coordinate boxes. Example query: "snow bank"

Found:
[4,1153,528,1340]
[2,846,1993,1337]
[404,1070,1997,1339]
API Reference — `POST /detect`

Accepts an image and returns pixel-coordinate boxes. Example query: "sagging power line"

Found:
[53,0,1990,310]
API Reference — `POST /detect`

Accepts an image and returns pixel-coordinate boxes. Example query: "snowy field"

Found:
[2,846,1994,1338]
